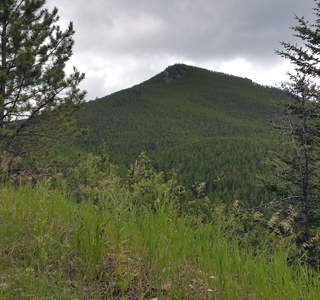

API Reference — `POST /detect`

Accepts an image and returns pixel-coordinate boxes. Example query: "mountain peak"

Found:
[163,64,188,84]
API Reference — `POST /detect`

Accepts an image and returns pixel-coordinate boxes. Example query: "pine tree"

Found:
[266,1,320,242]
[0,0,86,157]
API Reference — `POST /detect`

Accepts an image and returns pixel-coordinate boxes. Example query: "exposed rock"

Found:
[163,64,187,84]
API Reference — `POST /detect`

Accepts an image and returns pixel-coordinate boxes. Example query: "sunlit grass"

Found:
[0,182,319,299]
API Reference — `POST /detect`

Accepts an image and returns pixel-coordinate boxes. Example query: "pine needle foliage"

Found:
[265,0,320,243]
[0,0,86,158]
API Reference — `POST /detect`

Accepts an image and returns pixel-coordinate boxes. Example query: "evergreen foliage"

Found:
[264,0,320,244]
[0,2,320,297]
[76,64,288,205]
[0,0,86,159]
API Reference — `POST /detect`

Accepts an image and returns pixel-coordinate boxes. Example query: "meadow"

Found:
[1,178,319,299]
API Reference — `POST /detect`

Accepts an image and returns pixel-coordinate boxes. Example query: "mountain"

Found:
[75,64,288,205]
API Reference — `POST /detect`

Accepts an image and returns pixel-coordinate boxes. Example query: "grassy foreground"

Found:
[0,181,319,299]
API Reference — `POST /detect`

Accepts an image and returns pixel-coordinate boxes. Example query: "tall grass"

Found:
[0,181,319,299]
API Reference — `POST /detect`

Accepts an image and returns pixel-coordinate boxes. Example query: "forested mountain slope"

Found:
[76,64,288,205]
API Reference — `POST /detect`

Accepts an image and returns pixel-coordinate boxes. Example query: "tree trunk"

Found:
[0,22,7,130]
[301,103,310,242]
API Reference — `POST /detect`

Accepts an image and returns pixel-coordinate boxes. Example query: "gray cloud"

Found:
[46,0,315,100]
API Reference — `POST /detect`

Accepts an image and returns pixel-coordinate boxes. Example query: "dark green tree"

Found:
[265,1,320,242]
[0,0,86,157]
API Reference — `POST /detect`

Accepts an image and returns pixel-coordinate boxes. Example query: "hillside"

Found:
[75,64,288,205]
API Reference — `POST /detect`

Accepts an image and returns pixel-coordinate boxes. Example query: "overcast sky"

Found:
[46,0,315,101]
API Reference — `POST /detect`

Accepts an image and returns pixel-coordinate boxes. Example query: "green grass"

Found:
[1,182,319,299]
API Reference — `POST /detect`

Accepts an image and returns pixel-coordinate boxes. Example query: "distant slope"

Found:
[76,64,287,204]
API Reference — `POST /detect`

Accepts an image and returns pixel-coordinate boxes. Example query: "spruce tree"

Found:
[266,0,320,242]
[0,0,86,157]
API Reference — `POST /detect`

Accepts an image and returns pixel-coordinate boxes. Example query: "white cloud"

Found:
[213,58,294,87]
